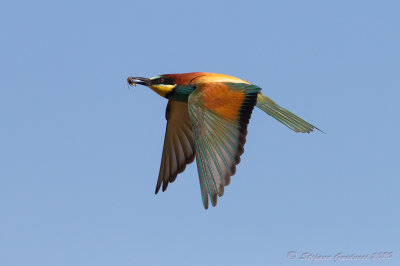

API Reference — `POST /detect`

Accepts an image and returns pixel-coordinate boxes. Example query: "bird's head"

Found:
[127,75,178,98]
[127,72,208,98]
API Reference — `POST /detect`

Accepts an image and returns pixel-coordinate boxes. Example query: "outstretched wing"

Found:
[188,82,261,209]
[155,100,195,194]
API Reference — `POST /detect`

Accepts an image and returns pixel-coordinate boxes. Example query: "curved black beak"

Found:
[127,77,151,86]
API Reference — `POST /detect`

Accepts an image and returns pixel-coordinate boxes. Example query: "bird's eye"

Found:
[159,78,165,83]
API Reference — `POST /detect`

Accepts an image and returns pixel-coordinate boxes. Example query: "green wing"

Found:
[188,82,261,209]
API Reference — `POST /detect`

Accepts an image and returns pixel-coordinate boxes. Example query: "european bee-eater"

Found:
[127,72,321,209]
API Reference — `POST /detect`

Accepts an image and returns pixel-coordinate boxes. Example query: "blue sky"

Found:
[1,0,399,265]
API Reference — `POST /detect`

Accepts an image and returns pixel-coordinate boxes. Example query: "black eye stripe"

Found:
[152,77,175,85]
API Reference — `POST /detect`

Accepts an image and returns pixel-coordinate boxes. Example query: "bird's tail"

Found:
[256,93,323,133]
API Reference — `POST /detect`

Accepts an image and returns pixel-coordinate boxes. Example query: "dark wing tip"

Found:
[211,196,218,207]
[203,198,209,209]
[155,183,161,194]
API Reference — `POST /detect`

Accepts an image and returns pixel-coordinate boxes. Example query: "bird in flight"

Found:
[127,72,322,209]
